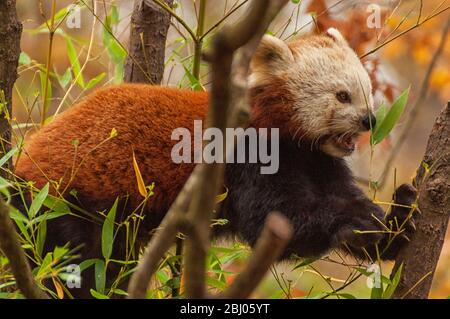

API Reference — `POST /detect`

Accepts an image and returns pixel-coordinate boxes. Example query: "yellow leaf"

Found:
[52,277,64,299]
[110,127,118,138]
[215,186,228,203]
[132,150,148,197]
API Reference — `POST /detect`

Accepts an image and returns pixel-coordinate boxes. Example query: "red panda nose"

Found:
[362,113,376,131]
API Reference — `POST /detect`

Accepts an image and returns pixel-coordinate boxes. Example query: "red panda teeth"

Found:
[334,134,357,152]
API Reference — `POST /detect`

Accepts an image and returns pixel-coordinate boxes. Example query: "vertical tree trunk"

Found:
[0,0,46,299]
[392,102,450,299]
[0,0,22,173]
[124,0,173,84]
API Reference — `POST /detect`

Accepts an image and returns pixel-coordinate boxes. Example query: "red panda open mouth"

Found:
[332,133,358,153]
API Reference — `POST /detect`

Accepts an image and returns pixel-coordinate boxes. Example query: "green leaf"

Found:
[19,52,31,65]
[36,6,70,32]
[0,176,11,202]
[65,37,85,88]
[375,103,386,130]
[79,259,99,272]
[31,211,69,225]
[102,6,126,67]
[114,61,125,84]
[102,198,118,260]
[85,72,106,89]
[370,279,383,299]
[53,246,69,261]
[90,289,109,299]
[94,259,106,294]
[37,252,53,277]
[9,206,28,223]
[105,5,120,27]
[371,87,410,145]
[355,267,391,285]
[36,219,47,257]
[155,269,170,283]
[108,39,127,64]
[58,68,72,89]
[182,65,203,91]
[43,195,71,216]
[112,288,128,296]
[0,146,18,168]
[383,263,404,299]
[28,183,50,219]
[13,218,32,244]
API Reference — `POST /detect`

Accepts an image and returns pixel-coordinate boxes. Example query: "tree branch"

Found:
[124,0,174,84]
[127,0,289,299]
[0,199,49,299]
[221,212,293,299]
[0,0,47,300]
[392,101,450,299]
[0,0,22,172]
[183,0,288,298]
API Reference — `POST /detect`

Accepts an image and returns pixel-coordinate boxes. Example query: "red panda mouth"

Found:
[332,134,358,153]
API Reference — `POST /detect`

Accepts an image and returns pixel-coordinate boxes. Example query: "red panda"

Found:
[13,29,417,298]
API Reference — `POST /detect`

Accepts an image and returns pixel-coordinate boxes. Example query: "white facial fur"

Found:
[249,28,375,158]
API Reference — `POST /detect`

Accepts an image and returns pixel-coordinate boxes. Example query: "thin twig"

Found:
[357,17,450,186]
[392,101,450,298]
[360,5,450,58]
[54,2,98,117]
[0,199,49,299]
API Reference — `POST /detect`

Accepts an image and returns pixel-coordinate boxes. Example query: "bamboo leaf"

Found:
[215,187,228,203]
[94,260,106,294]
[371,88,410,145]
[132,150,148,197]
[36,219,47,257]
[28,183,50,219]
[65,37,85,88]
[52,277,65,299]
[19,52,31,65]
[57,68,72,89]
[86,72,106,89]
[102,198,118,260]
[375,103,387,130]
[0,146,18,167]
[182,65,204,91]
[90,289,109,299]
[383,263,404,299]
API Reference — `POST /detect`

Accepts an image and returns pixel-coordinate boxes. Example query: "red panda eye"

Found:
[336,91,351,104]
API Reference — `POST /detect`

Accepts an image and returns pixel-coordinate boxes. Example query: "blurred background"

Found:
[14,0,450,298]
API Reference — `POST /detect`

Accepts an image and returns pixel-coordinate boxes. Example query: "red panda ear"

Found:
[325,28,348,45]
[253,35,294,65]
[249,35,294,87]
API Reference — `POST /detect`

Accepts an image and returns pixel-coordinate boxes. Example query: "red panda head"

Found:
[249,28,375,158]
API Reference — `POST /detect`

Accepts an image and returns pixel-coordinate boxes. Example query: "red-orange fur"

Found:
[15,84,208,217]
[250,77,297,136]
